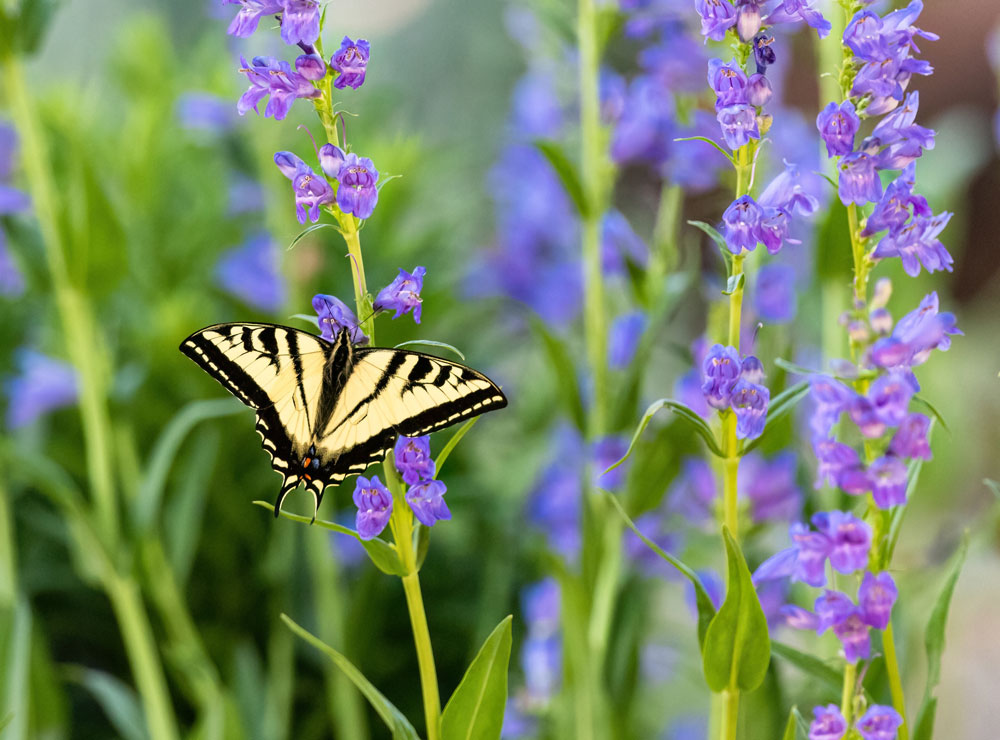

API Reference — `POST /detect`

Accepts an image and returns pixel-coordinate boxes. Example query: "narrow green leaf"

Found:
[528,317,586,432]
[743,381,810,454]
[815,200,854,281]
[883,446,930,567]
[282,614,420,740]
[688,220,732,267]
[702,527,770,692]
[440,616,513,740]
[435,416,481,478]
[782,706,805,740]
[0,714,12,734]
[912,395,949,433]
[606,493,716,647]
[605,398,723,477]
[912,697,937,740]
[770,642,843,692]
[394,339,466,361]
[414,523,431,572]
[65,666,148,740]
[254,501,404,576]
[533,139,589,216]
[288,222,339,250]
[674,136,737,166]
[984,478,1000,499]
[289,313,320,328]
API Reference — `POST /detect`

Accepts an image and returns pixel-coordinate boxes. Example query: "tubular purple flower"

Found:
[374,266,425,323]
[708,59,749,108]
[757,207,794,254]
[723,195,762,253]
[701,344,742,409]
[816,100,860,157]
[782,604,820,631]
[809,704,847,740]
[717,103,759,150]
[746,73,773,107]
[608,312,646,369]
[869,372,916,426]
[843,10,885,60]
[868,455,908,508]
[815,589,855,632]
[861,163,931,237]
[857,705,904,740]
[295,53,327,80]
[735,0,763,42]
[224,0,284,39]
[318,143,346,179]
[336,153,379,219]
[695,0,736,41]
[312,293,368,345]
[859,571,898,629]
[280,0,321,46]
[353,475,393,539]
[394,435,436,486]
[809,375,853,437]
[238,55,320,121]
[758,161,821,217]
[752,34,776,72]
[4,350,79,429]
[766,0,831,38]
[331,37,371,90]
[848,396,887,438]
[742,452,801,523]
[834,610,871,662]
[888,413,932,459]
[813,437,869,494]
[871,212,953,277]
[812,510,871,574]
[870,292,960,369]
[838,151,883,206]
[754,263,796,323]
[731,379,769,439]
[872,92,934,150]
[406,479,452,527]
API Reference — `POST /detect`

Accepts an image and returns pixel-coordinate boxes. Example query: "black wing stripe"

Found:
[286,329,312,428]
[338,351,409,423]
[396,387,507,438]
[180,331,271,409]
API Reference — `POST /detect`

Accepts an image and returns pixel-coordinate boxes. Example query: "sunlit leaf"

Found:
[533,139,589,216]
[394,339,466,361]
[605,398,723,476]
[440,616,512,740]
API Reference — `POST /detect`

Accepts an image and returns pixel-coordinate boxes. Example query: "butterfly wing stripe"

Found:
[333,350,409,427]
[181,332,273,409]
[286,329,312,428]
[396,386,506,437]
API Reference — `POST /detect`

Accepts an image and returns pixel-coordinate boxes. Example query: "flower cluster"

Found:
[274,145,380,223]
[810,704,903,740]
[312,265,425,345]
[701,344,769,439]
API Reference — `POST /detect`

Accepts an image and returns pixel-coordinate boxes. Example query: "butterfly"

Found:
[180,322,507,517]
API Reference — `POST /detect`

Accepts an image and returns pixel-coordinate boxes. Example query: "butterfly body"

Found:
[180,322,507,516]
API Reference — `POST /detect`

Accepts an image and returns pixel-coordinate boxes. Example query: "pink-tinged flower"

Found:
[353,475,392,540]
[857,705,903,740]
[374,266,425,323]
[812,510,871,574]
[406,479,451,527]
[870,292,960,369]
[888,413,932,459]
[868,455,908,508]
[331,37,370,90]
[808,704,847,740]
[859,571,898,629]
[394,435,435,486]
[336,153,379,219]
[238,55,320,121]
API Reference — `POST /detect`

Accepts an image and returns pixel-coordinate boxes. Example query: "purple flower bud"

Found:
[696,0,737,41]
[274,150,308,180]
[809,704,847,740]
[872,278,893,309]
[295,53,327,80]
[838,151,883,206]
[732,379,769,439]
[754,263,796,324]
[374,266,425,323]
[868,455,908,508]
[406,479,451,527]
[723,195,762,253]
[857,705,903,740]
[888,413,932,459]
[816,100,860,158]
[280,0,321,46]
[608,312,646,369]
[717,103,759,150]
[859,571,898,629]
[870,307,893,334]
[708,59,749,108]
[735,0,763,42]
[702,344,742,409]
[318,143,346,179]
[739,355,765,384]
[336,153,380,219]
[331,36,371,90]
[752,34,776,72]
[312,293,368,345]
[746,73,773,107]
[812,510,871,574]
[394,435,436,486]
[353,475,393,540]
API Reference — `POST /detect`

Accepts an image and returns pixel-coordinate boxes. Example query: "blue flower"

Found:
[857,705,903,740]
[274,151,334,224]
[861,163,931,237]
[406,479,451,527]
[808,705,847,740]
[280,0,321,46]
[734,0,764,42]
[746,73,772,107]
[4,350,79,429]
[374,266,425,323]
[353,475,393,540]
[695,0,736,41]
[753,263,797,323]
[295,53,327,81]
[716,103,759,150]
[888,413,932,459]
[869,292,960,369]
[608,312,646,369]
[837,150,882,206]
[871,211,953,277]
[510,71,564,138]
[731,378,769,439]
[868,455,907,508]
[394,435,435,486]
[765,0,830,37]
[812,510,871,574]
[215,232,286,312]
[610,76,675,166]
[816,100,860,158]
[751,34,776,72]
[722,195,762,253]
[312,293,368,345]
[708,58,748,108]
[238,56,320,121]
[331,37,370,90]
[336,153,379,219]
[223,0,284,39]
[701,344,742,409]
[176,92,236,133]
[858,571,897,629]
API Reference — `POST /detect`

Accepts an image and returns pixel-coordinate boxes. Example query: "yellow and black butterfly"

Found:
[180,323,507,516]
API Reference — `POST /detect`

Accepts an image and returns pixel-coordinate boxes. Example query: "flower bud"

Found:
[736,0,762,42]
[295,53,327,80]
[318,143,347,178]
[757,113,773,135]
[747,73,773,107]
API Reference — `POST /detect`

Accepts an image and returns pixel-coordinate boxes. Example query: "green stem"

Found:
[721,689,739,740]
[882,621,909,740]
[840,661,857,723]
[721,436,740,540]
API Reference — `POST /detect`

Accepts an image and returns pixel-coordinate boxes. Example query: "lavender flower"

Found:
[861,163,931,237]
[758,161,822,217]
[857,705,903,740]
[295,53,327,81]
[214,232,286,312]
[353,475,393,540]
[312,293,368,345]
[722,195,762,253]
[331,37,371,90]
[809,375,854,437]
[746,73,772,107]
[608,312,646,369]
[871,212,953,277]
[766,0,831,38]
[868,372,916,426]
[753,263,796,323]
[280,0,321,46]
[176,92,237,132]
[816,100,860,157]
[813,510,871,574]
[223,0,283,39]
[742,452,801,522]
[868,455,908,508]
[695,0,736,41]
[888,413,932,459]
[870,292,960,369]
[838,151,883,206]
[717,103,759,150]
[731,379,769,439]
[708,59,748,108]
[701,344,742,409]
[4,350,79,428]
[809,704,847,740]
[238,56,320,121]
[336,153,379,219]
[374,266,425,323]
[858,571,897,629]
[815,592,871,662]
[406,479,451,527]
[274,151,334,223]
[394,435,436,486]
[611,77,675,165]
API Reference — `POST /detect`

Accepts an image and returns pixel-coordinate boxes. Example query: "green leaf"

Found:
[254,501,405,576]
[414,522,431,572]
[282,614,420,740]
[883,450,930,567]
[723,273,745,296]
[529,317,586,432]
[394,339,466,361]
[65,667,148,740]
[815,199,854,281]
[674,136,737,166]
[288,222,339,250]
[984,478,1000,499]
[782,706,806,740]
[912,395,949,433]
[743,381,810,454]
[606,493,716,648]
[770,642,843,692]
[606,398,723,477]
[440,616,513,740]
[435,416,481,478]
[702,527,770,692]
[688,220,733,271]
[289,313,321,328]
[912,534,969,740]
[533,139,589,216]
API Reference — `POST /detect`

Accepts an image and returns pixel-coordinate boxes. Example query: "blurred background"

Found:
[1,0,999,738]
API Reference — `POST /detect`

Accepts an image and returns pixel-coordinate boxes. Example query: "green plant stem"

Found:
[840,661,857,722]
[883,621,909,740]
[721,689,739,740]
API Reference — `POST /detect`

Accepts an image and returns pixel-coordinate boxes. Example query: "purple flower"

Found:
[868,455,908,508]
[601,211,649,274]
[838,151,883,206]
[331,37,371,90]
[809,704,847,740]
[702,344,742,409]
[857,705,903,740]
[889,413,932,459]
[722,195,762,253]
[608,312,646,369]
[731,379,769,439]
[861,163,931,237]
[742,452,801,523]
[869,372,916,426]
[859,571,898,629]
[815,589,856,632]
[757,206,793,254]
[809,375,854,437]
[4,350,79,428]
[336,153,379,219]
[751,34,776,73]
[318,143,347,179]
[812,510,871,574]
[759,161,822,217]
[522,634,561,700]
[214,232,286,312]
[735,0,764,41]
[871,212,953,277]
[312,293,368,345]
[872,92,934,152]
[353,475,393,540]
[695,0,736,41]
[522,578,560,633]
[782,604,819,630]
[273,151,334,223]
[843,10,885,60]
[816,100,860,157]
[611,77,675,165]
[848,396,887,439]
[766,0,831,38]
[832,608,871,663]
[374,266,425,323]
[176,92,236,132]
[529,453,582,558]
[406,479,451,527]
[668,457,716,524]
[224,0,283,38]
[754,263,796,323]
[280,0,321,46]
[510,71,564,138]
[870,292,960,369]
[295,53,327,81]
[394,435,435,486]
[708,59,748,108]
[717,103,759,150]
[739,355,765,384]
[0,237,25,297]
[238,56,320,121]
[813,437,869,494]
[746,73,772,107]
